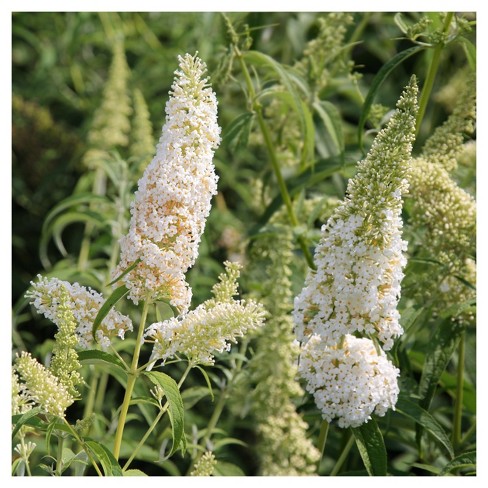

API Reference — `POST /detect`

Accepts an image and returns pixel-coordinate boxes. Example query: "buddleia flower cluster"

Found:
[145,262,266,366]
[294,77,418,428]
[115,53,221,311]
[26,276,133,350]
[190,451,217,476]
[246,229,320,475]
[294,13,355,91]
[130,88,155,177]
[408,74,476,322]
[14,351,75,418]
[83,39,132,170]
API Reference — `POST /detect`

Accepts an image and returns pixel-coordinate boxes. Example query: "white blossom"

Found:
[299,335,400,428]
[146,299,265,366]
[294,77,418,351]
[26,275,133,350]
[115,53,221,310]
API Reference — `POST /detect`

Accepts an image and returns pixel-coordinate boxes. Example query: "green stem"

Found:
[235,49,315,269]
[82,367,99,419]
[55,435,65,476]
[187,341,249,474]
[453,331,465,452]
[63,418,103,477]
[329,432,355,476]
[19,435,32,476]
[94,371,110,415]
[415,12,454,136]
[316,419,329,473]
[113,300,150,460]
[122,364,192,471]
[78,166,107,271]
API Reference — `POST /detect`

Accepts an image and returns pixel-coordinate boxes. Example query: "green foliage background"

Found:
[12,12,476,476]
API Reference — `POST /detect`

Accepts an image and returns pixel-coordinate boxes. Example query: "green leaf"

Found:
[91,285,129,342]
[123,469,148,476]
[182,386,213,409]
[213,461,245,476]
[418,318,465,411]
[314,100,344,157]
[78,349,127,373]
[40,210,107,267]
[351,419,387,476]
[195,365,215,402]
[396,396,454,459]
[244,50,314,169]
[221,112,254,150]
[41,192,107,236]
[85,439,123,476]
[358,45,425,151]
[440,451,476,475]
[107,259,141,286]
[144,371,186,456]
[248,156,354,236]
[12,407,42,439]
[456,36,476,70]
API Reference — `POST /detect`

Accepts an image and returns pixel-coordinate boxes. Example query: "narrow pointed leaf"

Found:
[358,45,425,150]
[351,419,387,476]
[91,285,129,342]
[12,407,42,439]
[440,451,476,475]
[78,349,127,372]
[85,439,123,476]
[144,371,186,456]
[396,396,454,459]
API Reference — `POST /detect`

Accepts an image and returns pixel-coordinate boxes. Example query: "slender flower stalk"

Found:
[112,300,149,460]
[115,53,221,311]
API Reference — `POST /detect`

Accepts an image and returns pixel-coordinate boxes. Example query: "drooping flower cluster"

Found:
[246,228,320,475]
[115,53,221,310]
[26,276,133,350]
[145,262,266,366]
[299,335,400,428]
[294,77,418,428]
[15,351,75,418]
[294,13,355,90]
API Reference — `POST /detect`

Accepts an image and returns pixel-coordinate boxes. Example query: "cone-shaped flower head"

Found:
[294,77,418,351]
[299,335,400,428]
[145,262,266,366]
[15,352,74,418]
[116,53,221,310]
[26,276,133,350]
[83,39,132,169]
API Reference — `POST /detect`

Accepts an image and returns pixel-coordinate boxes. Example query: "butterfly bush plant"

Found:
[12,12,476,476]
